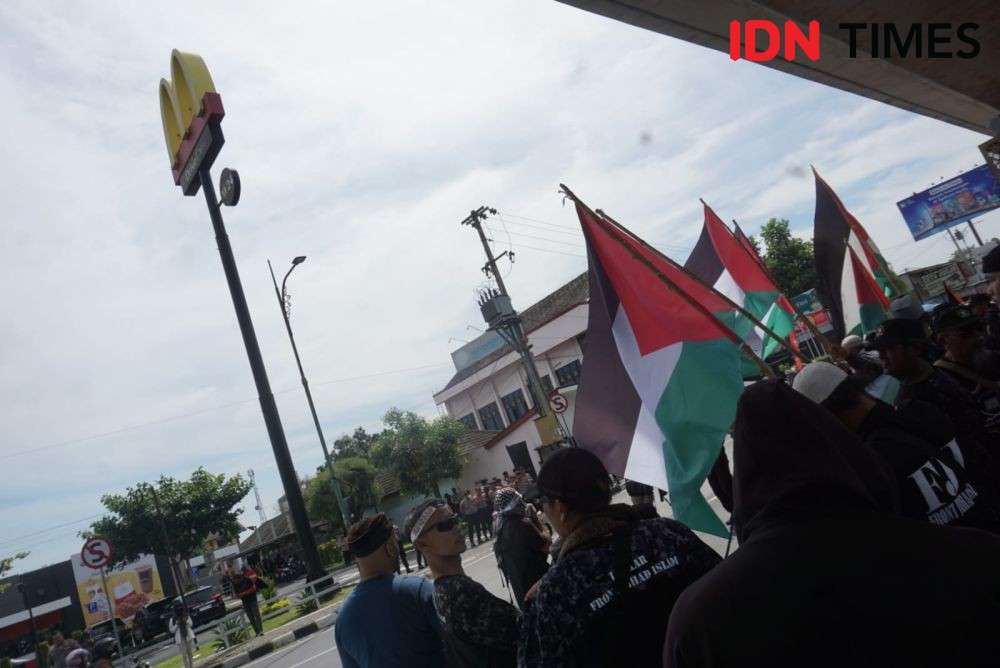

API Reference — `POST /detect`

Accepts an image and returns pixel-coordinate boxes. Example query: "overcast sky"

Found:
[2,0,996,574]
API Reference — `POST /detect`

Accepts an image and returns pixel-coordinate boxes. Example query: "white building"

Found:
[432,273,589,489]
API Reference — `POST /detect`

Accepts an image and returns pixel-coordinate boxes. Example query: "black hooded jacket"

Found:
[664,380,1000,668]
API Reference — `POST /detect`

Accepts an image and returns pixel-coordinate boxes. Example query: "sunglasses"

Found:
[424,515,458,536]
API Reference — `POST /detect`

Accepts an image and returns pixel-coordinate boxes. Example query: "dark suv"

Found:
[183,586,227,628]
[134,596,176,642]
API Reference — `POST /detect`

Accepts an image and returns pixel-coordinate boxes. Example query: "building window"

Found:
[540,374,553,395]
[478,402,505,431]
[555,359,582,387]
[458,413,477,430]
[501,389,530,423]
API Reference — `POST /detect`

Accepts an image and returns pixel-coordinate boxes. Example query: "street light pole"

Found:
[16,580,37,653]
[268,258,351,533]
[199,170,325,583]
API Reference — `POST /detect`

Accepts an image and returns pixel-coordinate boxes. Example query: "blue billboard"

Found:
[896,164,1000,241]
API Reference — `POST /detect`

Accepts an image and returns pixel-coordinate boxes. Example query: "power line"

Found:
[498,216,583,237]
[0,362,453,461]
[507,243,586,259]
[0,513,104,549]
[484,226,586,249]
[497,211,577,230]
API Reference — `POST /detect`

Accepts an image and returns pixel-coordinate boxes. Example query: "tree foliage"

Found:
[86,468,251,566]
[0,552,28,593]
[306,456,379,529]
[332,427,380,459]
[370,409,465,498]
[756,218,818,298]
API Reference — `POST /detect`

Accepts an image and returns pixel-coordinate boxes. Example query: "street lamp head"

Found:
[292,256,307,266]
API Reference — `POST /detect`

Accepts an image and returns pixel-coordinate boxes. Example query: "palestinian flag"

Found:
[571,199,741,537]
[760,294,798,360]
[685,204,794,364]
[815,169,901,300]
[814,170,891,338]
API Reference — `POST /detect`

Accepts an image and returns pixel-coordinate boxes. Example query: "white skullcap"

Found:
[841,335,863,353]
[791,361,848,406]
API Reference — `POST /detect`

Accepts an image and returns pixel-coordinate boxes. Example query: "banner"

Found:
[897,164,1000,241]
[70,553,165,627]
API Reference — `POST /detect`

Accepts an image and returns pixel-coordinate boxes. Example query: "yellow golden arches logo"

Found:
[158,50,216,167]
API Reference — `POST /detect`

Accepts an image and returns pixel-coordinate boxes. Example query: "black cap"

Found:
[931,303,980,334]
[346,513,393,558]
[624,479,653,497]
[982,245,1000,274]
[869,318,927,349]
[968,293,991,307]
[536,447,611,512]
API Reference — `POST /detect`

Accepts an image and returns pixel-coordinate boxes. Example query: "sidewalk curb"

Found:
[202,612,337,668]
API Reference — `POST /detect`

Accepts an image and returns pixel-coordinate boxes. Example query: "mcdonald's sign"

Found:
[158,49,226,195]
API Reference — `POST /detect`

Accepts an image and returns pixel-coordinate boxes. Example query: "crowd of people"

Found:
[332,251,1000,667]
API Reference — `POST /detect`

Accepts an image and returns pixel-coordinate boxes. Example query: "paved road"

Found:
[244,539,508,668]
[241,484,733,668]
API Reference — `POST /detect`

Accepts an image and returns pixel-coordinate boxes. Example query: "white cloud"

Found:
[1,0,993,573]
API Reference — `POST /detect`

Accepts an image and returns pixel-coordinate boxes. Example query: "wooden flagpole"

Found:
[728,215,832,354]
[590,205,807,364]
[560,185,776,379]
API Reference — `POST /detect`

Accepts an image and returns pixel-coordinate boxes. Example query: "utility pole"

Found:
[462,207,550,422]
[968,219,984,246]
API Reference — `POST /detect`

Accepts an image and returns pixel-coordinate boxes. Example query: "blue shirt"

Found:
[335,573,444,668]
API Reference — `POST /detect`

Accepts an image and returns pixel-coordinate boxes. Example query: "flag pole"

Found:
[728,216,832,354]
[560,185,776,379]
[592,207,806,365]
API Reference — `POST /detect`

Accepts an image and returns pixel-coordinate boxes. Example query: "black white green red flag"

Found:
[570,198,741,537]
[813,169,892,338]
[685,203,795,365]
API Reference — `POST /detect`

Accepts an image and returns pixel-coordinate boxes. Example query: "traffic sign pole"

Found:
[547,390,576,447]
[99,567,123,658]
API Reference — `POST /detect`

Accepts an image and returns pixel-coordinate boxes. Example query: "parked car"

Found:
[88,619,125,657]
[182,586,227,628]
[133,596,176,643]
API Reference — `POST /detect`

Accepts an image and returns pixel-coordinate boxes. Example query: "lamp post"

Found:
[268,257,351,533]
[16,580,37,653]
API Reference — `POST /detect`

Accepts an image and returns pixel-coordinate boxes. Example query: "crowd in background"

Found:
[332,250,1000,667]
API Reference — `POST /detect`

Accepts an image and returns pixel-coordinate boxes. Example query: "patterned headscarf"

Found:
[494,486,524,515]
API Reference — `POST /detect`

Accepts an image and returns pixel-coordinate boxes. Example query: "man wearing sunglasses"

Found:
[933,303,1000,434]
[405,499,519,667]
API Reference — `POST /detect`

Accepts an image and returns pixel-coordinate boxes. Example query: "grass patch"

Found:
[261,608,297,633]
[150,646,210,668]
[151,586,353,668]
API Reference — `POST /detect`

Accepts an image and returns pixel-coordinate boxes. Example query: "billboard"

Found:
[897,164,1000,241]
[70,553,165,627]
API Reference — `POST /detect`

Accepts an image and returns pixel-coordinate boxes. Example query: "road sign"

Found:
[548,389,568,414]
[80,537,113,570]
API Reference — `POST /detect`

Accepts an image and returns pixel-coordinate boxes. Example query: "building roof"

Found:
[375,428,500,499]
[438,272,589,394]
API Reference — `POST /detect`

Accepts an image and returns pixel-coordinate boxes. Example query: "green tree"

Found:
[306,456,379,528]
[332,427,380,459]
[85,468,251,566]
[757,218,818,298]
[371,409,464,498]
[0,552,28,593]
